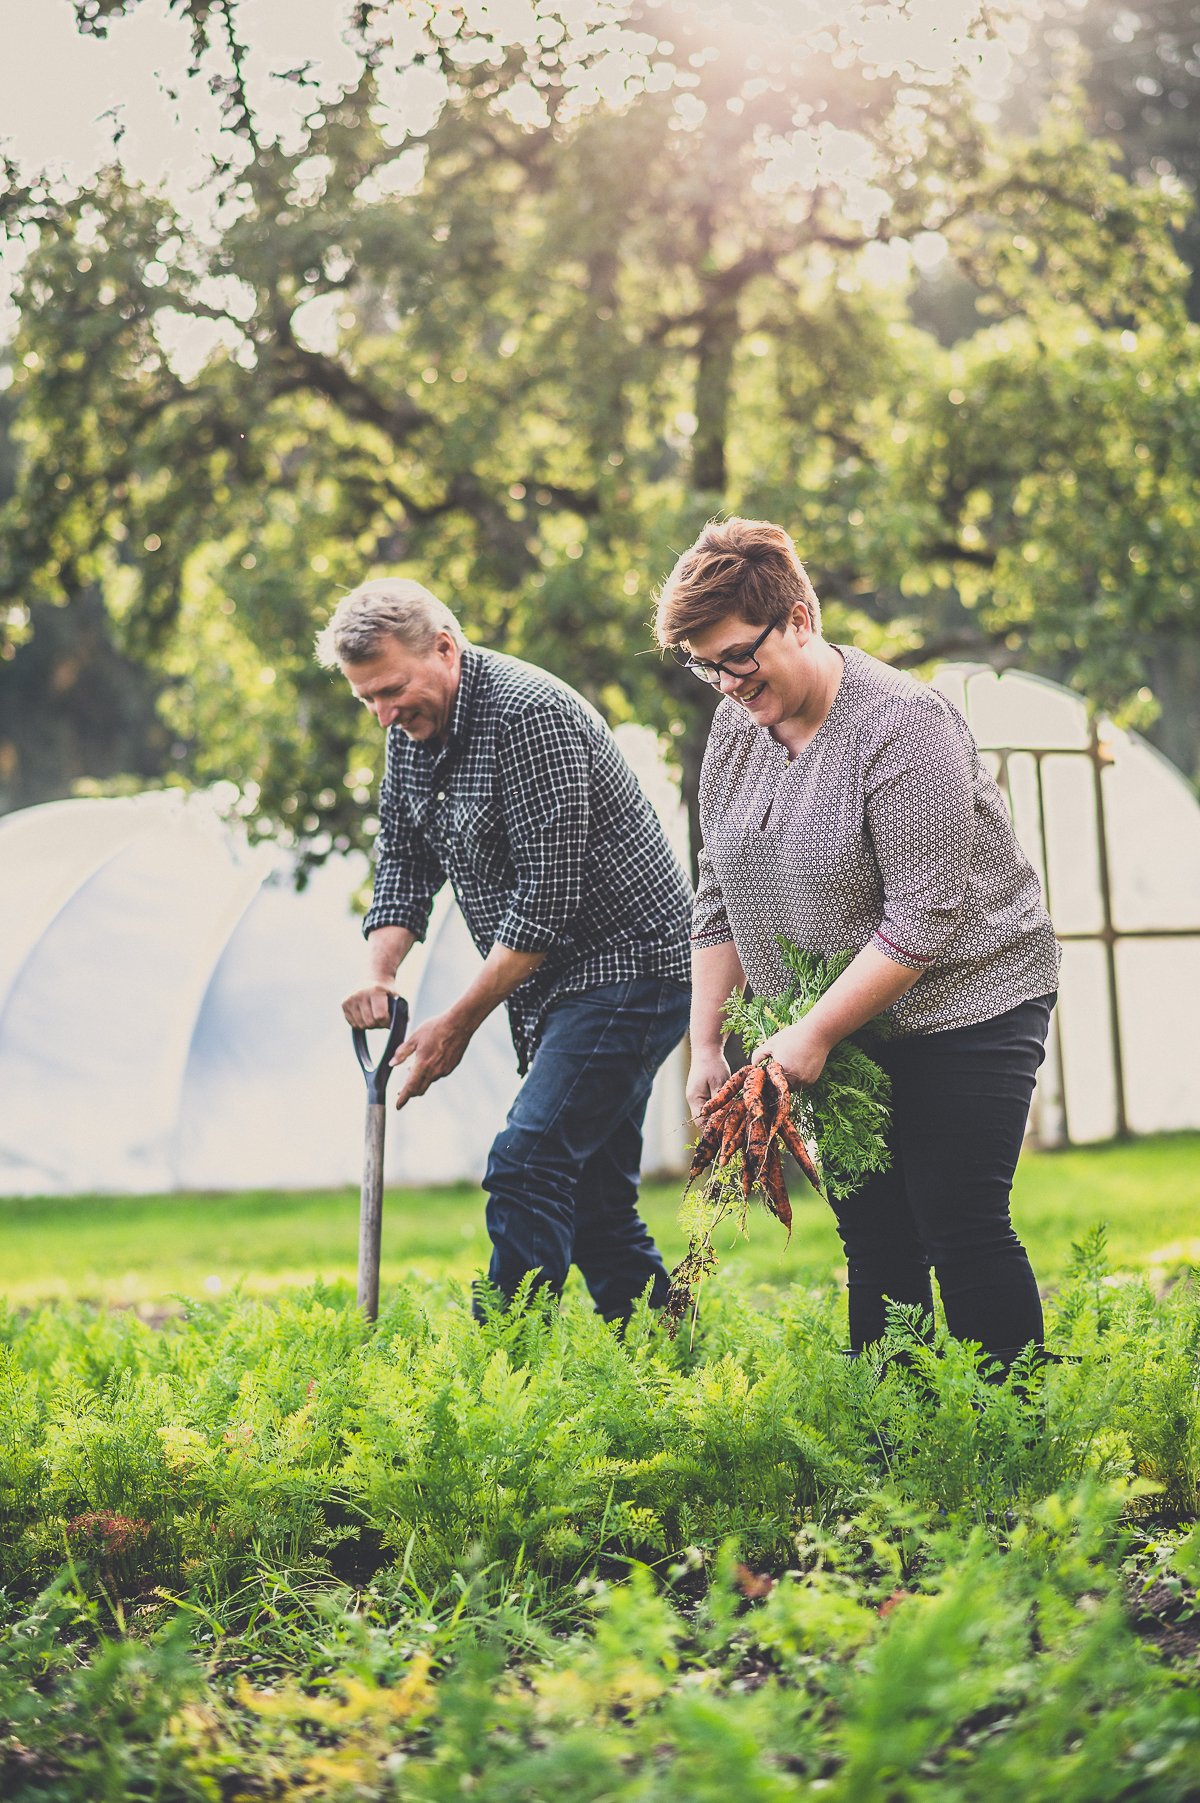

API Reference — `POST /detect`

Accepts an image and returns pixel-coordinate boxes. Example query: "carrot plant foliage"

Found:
[669,944,898,1335]
[722,942,895,1204]
[1,1240,1199,1798]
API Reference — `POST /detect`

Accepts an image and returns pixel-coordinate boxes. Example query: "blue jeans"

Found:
[481,976,691,1321]
[829,993,1056,1361]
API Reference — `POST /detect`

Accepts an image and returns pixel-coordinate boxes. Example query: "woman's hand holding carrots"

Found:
[685,1055,823,1236]
[750,1015,833,1089]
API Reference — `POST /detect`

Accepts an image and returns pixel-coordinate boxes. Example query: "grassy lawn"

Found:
[3,1132,1197,1308]
[4,1139,1199,1802]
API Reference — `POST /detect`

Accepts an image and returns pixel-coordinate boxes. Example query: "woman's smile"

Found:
[737,679,769,707]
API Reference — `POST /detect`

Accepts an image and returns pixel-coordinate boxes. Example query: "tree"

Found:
[1,0,1193,872]
[1018,0,1200,315]
[0,390,172,811]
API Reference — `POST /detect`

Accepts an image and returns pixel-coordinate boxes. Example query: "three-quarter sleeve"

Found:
[690,845,734,946]
[361,779,448,941]
[690,719,735,947]
[493,708,590,952]
[864,702,976,970]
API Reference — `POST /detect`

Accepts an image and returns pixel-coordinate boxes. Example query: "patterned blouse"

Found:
[692,645,1060,1036]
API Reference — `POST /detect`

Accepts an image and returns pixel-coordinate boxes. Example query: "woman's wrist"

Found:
[793,1010,837,1056]
[754,1016,831,1087]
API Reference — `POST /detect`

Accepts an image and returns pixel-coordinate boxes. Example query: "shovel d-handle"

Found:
[352,996,409,1321]
[352,995,410,1104]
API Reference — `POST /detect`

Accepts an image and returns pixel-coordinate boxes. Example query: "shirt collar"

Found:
[444,641,483,748]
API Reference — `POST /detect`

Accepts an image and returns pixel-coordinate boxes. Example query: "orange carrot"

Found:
[760,1058,792,1143]
[779,1113,822,1194]
[717,1095,748,1166]
[700,1065,750,1118]
[740,1062,767,1116]
[762,1140,792,1237]
[688,1108,727,1182]
[741,1064,770,1184]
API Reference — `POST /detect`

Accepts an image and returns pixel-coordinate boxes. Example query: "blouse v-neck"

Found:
[757,646,851,828]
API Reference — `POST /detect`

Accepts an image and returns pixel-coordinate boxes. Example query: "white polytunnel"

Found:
[0,725,690,1196]
[0,678,1197,1197]
[932,664,1200,1145]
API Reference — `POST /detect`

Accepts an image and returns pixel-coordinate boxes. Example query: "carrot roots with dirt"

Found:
[665,941,894,1337]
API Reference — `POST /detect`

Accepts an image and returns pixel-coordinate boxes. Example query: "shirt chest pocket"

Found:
[441,793,509,878]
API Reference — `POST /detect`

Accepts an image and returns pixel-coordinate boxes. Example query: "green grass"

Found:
[3,1132,1197,1307]
[3,1140,1199,1802]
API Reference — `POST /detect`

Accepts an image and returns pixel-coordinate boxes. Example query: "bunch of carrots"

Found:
[687,1056,823,1234]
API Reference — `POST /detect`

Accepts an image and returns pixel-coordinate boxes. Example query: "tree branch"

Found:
[924,540,998,568]
[270,335,432,445]
[887,628,1017,669]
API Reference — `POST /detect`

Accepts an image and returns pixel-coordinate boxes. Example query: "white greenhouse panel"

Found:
[1056,941,1120,1144]
[1040,754,1104,937]
[172,857,376,1191]
[935,666,1090,751]
[0,795,173,1011]
[1105,737,1200,933]
[0,805,263,1193]
[1116,939,1200,1136]
[1005,752,1047,892]
[1,666,1197,1192]
[0,754,690,1194]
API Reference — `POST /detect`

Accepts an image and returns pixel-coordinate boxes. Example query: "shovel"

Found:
[351,994,409,1321]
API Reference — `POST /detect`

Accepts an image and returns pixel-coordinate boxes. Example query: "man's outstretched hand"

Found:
[389,1010,473,1109]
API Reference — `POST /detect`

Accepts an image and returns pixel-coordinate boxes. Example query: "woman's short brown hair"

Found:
[653,517,821,648]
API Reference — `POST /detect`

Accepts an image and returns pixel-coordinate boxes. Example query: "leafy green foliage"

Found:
[2,1255,1200,1799]
[2,1,1197,851]
[1023,0,1200,321]
[665,943,893,1338]
[722,941,893,1202]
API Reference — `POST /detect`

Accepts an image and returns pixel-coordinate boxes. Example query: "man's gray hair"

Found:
[314,578,466,668]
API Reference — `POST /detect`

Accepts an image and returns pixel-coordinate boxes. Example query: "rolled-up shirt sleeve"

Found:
[494,708,590,952]
[864,705,976,970]
[362,779,448,941]
[691,845,734,946]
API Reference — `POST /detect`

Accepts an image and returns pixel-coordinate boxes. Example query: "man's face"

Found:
[342,632,462,742]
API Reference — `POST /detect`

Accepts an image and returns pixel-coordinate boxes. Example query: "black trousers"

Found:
[829,993,1055,1361]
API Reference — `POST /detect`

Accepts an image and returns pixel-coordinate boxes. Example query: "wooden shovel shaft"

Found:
[358,1101,386,1320]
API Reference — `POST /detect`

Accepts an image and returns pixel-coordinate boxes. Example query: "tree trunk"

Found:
[0,588,170,814]
[691,285,739,496]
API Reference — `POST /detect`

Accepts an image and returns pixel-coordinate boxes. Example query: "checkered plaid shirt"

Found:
[363,645,692,1069]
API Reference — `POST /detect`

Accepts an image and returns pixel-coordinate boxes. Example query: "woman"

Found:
[655,517,1061,1366]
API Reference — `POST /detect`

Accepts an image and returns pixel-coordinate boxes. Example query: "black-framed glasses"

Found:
[673,619,779,686]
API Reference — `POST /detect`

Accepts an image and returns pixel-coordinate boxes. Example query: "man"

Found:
[315,577,693,1321]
